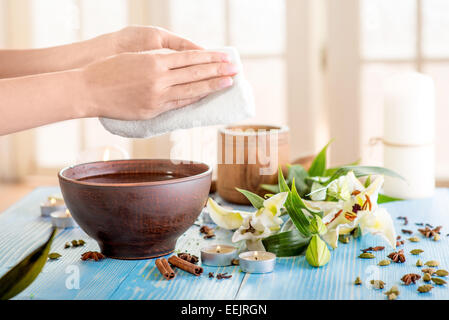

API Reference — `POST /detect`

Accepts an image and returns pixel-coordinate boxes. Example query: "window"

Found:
[328,0,449,180]
[167,0,287,168]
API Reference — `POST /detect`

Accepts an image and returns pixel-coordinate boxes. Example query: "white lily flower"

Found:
[310,172,396,249]
[327,171,364,201]
[208,192,288,251]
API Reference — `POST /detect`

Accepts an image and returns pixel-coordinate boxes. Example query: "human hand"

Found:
[92,26,203,59]
[82,50,238,120]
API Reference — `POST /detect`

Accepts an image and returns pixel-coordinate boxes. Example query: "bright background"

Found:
[0,0,448,190]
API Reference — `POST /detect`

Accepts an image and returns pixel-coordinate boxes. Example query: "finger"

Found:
[166,76,234,101]
[162,96,206,112]
[161,50,230,69]
[157,27,203,51]
[167,62,238,85]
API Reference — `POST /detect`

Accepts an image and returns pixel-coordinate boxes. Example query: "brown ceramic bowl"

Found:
[58,159,212,260]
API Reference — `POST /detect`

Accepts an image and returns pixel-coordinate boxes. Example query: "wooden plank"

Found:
[236,189,449,300]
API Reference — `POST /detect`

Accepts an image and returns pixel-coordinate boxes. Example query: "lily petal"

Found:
[359,207,397,248]
[262,192,288,216]
[207,198,249,230]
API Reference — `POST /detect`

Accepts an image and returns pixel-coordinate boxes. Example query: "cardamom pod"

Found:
[410,249,424,255]
[416,259,423,267]
[48,252,61,260]
[354,276,362,285]
[435,269,449,277]
[433,234,441,241]
[0,228,57,300]
[423,273,431,282]
[387,293,397,300]
[64,242,71,249]
[431,277,447,285]
[370,280,385,289]
[384,285,400,297]
[417,284,434,293]
[425,260,440,267]
[78,239,86,246]
[359,252,375,259]
[422,268,436,275]
[338,235,350,244]
[408,236,420,242]
[378,259,390,266]
[71,240,79,247]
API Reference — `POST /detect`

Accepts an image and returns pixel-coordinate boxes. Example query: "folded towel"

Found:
[99,47,255,138]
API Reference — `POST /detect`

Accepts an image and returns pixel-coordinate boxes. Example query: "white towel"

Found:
[99,47,255,138]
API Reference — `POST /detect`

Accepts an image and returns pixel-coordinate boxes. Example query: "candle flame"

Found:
[254,251,258,260]
[216,245,221,253]
[102,148,110,161]
[65,209,71,217]
[50,198,56,205]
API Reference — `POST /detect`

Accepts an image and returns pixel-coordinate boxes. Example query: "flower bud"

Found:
[309,216,327,235]
[306,234,331,267]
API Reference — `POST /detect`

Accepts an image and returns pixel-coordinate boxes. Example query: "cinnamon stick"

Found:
[155,258,175,280]
[168,255,203,276]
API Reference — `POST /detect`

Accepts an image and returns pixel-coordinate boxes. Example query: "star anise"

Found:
[401,273,421,285]
[178,252,199,264]
[418,225,442,238]
[81,251,105,261]
[388,249,406,263]
[200,225,215,239]
[208,272,214,278]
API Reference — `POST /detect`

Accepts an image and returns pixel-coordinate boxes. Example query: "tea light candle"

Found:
[40,195,66,217]
[200,245,237,266]
[50,209,77,229]
[239,251,276,273]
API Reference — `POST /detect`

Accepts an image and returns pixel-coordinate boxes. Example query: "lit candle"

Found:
[40,195,66,217]
[383,72,435,199]
[200,244,237,266]
[50,209,77,229]
[239,251,276,273]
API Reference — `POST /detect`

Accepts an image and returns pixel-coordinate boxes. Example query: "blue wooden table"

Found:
[1,187,449,300]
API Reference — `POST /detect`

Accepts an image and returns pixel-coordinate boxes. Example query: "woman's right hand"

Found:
[81,50,238,120]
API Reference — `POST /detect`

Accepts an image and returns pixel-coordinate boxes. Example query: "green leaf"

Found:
[308,140,333,177]
[324,159,360,177]
[263,229,311,257]
[326,166,404,185]
[287,164,309,196]
[278,167,291,193]
[378,193,403,204]
[236,188,264,209]
[0,228,57,300]
[260,184,280,194]
[278,169,311,237]
[364,175,372,188]
[291,180,323,218]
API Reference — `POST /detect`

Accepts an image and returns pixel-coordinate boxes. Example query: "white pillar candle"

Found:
[382,72,435,199]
